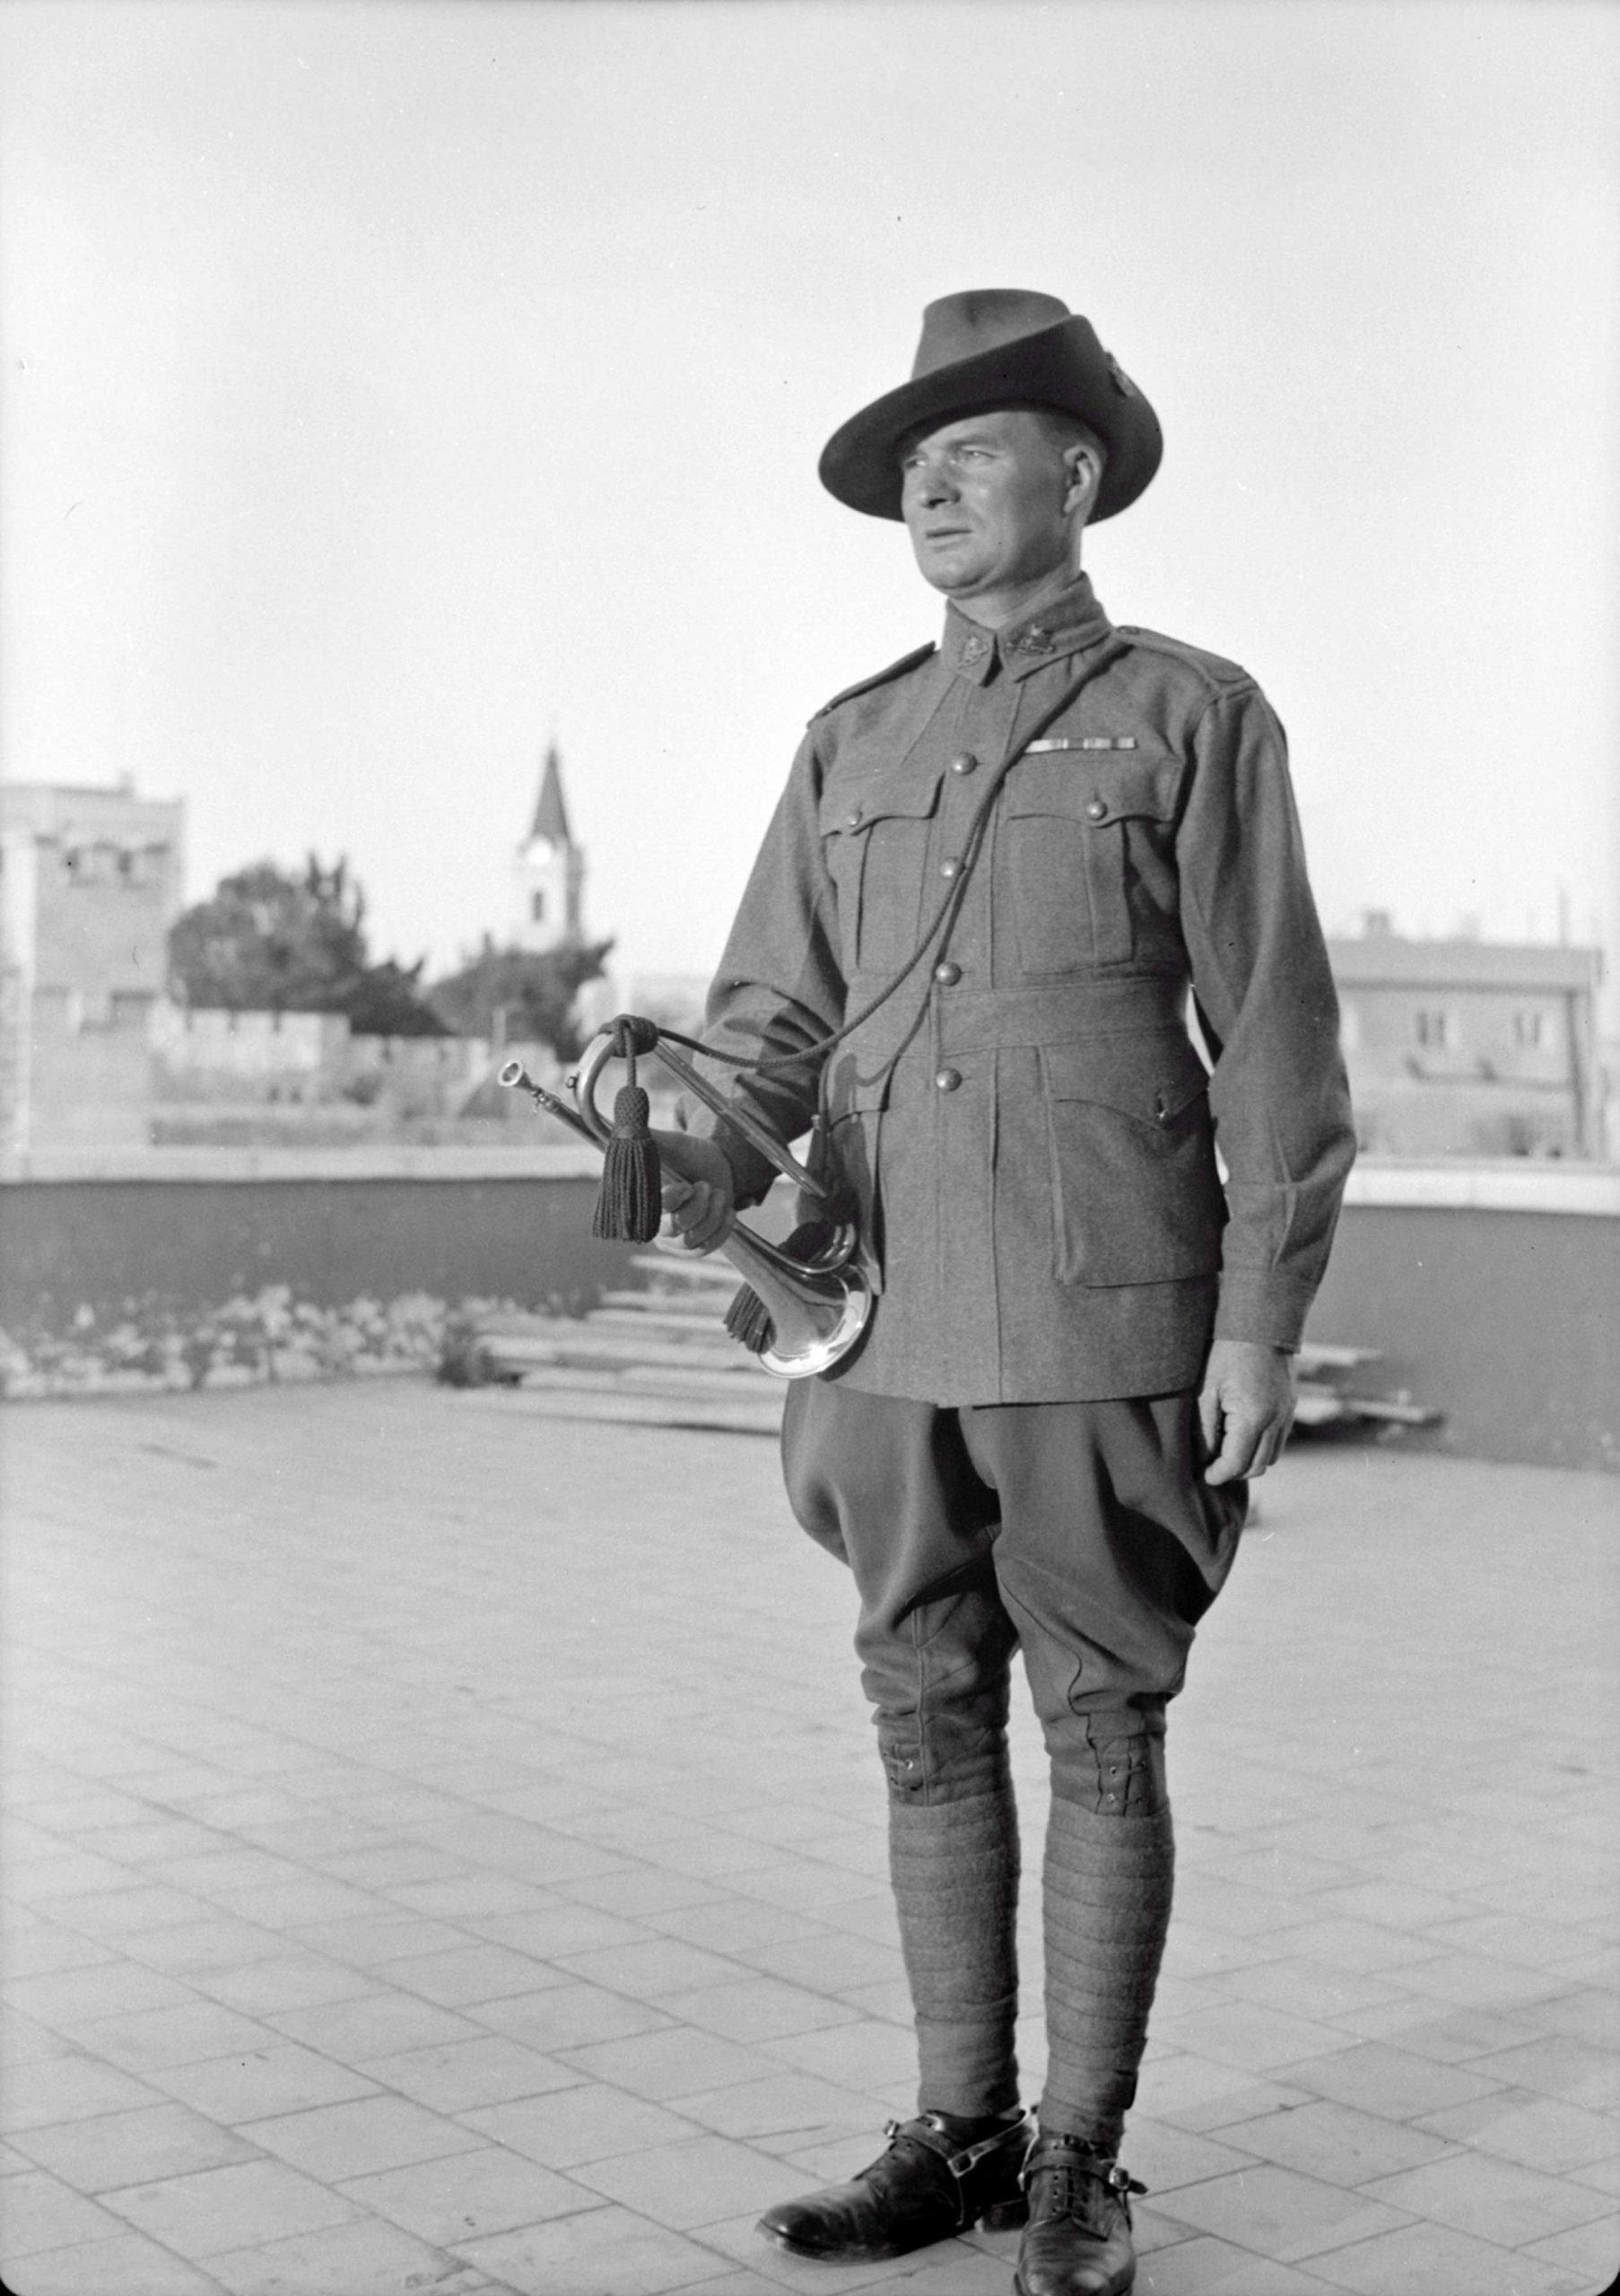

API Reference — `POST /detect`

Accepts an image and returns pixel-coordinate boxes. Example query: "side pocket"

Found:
[1041,1034,1227,1285]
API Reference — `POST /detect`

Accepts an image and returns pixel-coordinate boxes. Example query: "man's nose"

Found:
[915,462,957,505]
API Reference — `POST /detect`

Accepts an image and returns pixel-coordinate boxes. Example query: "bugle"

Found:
[498,1022,871,1380]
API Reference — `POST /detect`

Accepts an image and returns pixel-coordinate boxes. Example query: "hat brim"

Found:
[817,315,1162,524]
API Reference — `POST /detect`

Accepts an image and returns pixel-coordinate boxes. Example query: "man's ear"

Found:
[1061,440,1103,518]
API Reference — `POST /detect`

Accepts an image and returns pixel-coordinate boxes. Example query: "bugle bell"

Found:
[498,1028,872,1380]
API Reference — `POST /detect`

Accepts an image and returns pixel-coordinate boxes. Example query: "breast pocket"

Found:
[1041,1031,1227,1286]
[820,770,943,976]
[1003,754,1180,973]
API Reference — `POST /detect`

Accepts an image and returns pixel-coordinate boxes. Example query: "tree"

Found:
[168,856,447,1036]
[428,936,614,1062]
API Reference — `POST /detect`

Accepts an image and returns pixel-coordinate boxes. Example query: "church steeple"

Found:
[528,741,573,848]
[514,739,585,952]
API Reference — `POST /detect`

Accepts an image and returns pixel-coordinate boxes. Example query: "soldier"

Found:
[656,289,1354,2296]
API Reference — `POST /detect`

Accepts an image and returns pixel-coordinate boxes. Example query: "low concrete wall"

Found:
[1311,1163,1620,1474]
[2,1150,1615,1470]
[0,1145,632,1329]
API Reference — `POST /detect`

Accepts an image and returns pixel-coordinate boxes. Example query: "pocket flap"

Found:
[1041,1030,1209,1124]
[1006,753,1179,823]
[820,769,943,837]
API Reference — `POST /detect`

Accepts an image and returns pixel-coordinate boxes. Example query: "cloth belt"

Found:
[935,976,1189,1055]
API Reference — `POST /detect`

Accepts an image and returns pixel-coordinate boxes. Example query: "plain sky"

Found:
[3,0,1617,996]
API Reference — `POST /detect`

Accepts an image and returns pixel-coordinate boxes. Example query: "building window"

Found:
[1513,1009,1546,1048]
[531,891,545,922]
[1414,1009,1454,1049]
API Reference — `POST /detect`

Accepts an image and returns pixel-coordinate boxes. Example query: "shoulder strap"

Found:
[810,642,937,722]
[1113,624,1254,699]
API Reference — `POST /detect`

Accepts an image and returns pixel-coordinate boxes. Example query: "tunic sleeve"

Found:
[1176,685,1356,1350]
[689,730,847,1208]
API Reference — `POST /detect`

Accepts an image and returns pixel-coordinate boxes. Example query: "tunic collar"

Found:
[944,570,1114,685]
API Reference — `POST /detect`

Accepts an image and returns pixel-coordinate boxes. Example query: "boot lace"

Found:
[1026,2144,1146,2233]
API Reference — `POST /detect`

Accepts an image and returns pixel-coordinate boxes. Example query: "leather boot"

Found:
[756,2109,1031,2262]
[1015,2132,1145,2296]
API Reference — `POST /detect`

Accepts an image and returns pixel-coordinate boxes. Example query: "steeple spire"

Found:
[514,738,586,952]
[529,741,572,847]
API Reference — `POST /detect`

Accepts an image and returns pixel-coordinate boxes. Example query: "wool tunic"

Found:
[695,571,1355,1405]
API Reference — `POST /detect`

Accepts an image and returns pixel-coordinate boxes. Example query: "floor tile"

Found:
[1311,2216,1590,2294]
[466,1903,659,1956]
[371,1941,570,2007]
[148,2042,380,2121]
[341,2142,602,2242]
[1150,2000,1362,2074]
[655,1979,863,2047]
[66,2001,275,2074]
[1521,2211,1620,2282]
[3,1961,198,2030]
[738,1934,908,1994]
[1362,2147,1616,2248]
[187,1952,380,2016]
[357,2033,583,2112]
[7,2099,260,2189]
[463,2082,705,2167]
[237,2091,486,2179]
[1153,2161,1414,2262]
[0,2229,227,2293]
[207,2213,487,2294]
[1283,2040,1510,2119]
[266,1992,485,2060]
[1,2053,167,2130]
[1217,2097,1459,2185]
[1466,2035,1619,2110]
[664,2071,880,2142]
[1415,2086,1620,2173]
[474,1981,675,2053]
[0,2165,133,2258]
[561,2029,793,2103]
[556,1938,750,2001]
[454,2202,726,2296]
[568,2134,801,2231]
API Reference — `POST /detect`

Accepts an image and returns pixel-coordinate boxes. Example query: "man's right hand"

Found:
[651,1129,736,1255]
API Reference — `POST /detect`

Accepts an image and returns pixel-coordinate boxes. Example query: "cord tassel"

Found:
[721,1221,840,1359]
[591,1017,664,1243]
[724,1283,774,1355]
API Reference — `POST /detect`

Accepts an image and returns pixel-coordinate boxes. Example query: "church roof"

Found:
[527,742,573,846]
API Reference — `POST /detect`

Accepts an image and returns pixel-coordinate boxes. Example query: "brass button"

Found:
[940,857,962,880]
[846,808,863,828]
[949,751,978,776]
[1084,796,1108,822]
[935,1067,962,1092]
[934,961,962,986]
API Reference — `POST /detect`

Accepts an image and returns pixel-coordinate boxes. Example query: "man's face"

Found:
[899,407,1080,603]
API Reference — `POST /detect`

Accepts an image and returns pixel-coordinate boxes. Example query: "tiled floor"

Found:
[2,1379,1616,2296]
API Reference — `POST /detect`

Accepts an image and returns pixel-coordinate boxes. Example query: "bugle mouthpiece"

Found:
[497,1059,527,1089]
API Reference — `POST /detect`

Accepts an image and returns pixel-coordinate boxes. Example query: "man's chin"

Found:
[911,555,985,596]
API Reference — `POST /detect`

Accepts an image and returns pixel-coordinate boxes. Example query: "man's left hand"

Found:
[1198,1338,1295,1485]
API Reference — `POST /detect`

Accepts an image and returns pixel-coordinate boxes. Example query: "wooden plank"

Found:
[474,1385,784,1435]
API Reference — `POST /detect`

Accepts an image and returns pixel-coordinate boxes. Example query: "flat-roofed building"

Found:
[1328,918,1605,1158]
[0,779,186,1152]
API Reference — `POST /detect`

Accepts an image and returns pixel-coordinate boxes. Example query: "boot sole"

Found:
[1014,2263,1134,2296]
[757,2195,1028,2262]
